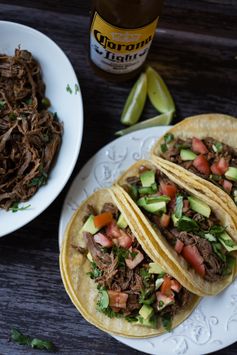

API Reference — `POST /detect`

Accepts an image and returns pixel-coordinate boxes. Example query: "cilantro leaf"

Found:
[0,100,6,109]
[164,133,174,144]
[9,202,31,213]
[88,261,102,279]
[177,216,199,232]
[66,84,73,94]
[161,313,172,332]
[10,329,56,351]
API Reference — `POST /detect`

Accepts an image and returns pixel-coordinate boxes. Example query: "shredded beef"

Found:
[83,232,111,270]
[101,202,119,219]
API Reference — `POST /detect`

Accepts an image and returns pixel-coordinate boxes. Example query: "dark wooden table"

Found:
[0,1,237,354]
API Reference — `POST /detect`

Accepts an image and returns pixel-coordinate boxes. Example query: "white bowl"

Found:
[0,21,83,237]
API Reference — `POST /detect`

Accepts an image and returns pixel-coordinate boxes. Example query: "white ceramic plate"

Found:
[59,127,237,355]
[0,21,83,237]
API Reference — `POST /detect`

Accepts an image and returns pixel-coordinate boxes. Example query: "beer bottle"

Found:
[90,0,164,81]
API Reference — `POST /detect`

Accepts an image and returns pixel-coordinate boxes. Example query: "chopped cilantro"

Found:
[9,112,17,120]
[212,142,223,153]
[66,84,73,94]
[0,100,6,109]
[125,315,138,323]
[164,133,174,144]
[9,202,31,213]
[177,216,199,232]
[139,288,155,305]
[88,261,102,279]
[140,267,152,288]
[29,165,48,187]
[209,225,226,237]
[97,305,122,318]
[75,83,80,94]
[161,143,168,153]
[212,243,226,262]
[161,313,172,332]
[41,97,51,108]
[222,255,236,276]
[159,300,164,307]
[112,246,129,267]
[10,328,56,351]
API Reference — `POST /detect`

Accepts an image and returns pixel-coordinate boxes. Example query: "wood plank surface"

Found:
[0,1,236,354]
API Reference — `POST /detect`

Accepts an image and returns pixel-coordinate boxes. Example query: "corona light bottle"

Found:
[90,0,164,81]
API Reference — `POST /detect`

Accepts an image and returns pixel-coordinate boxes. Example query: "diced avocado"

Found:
[172,213,179,227]
[155,277,164,290]
[188,196,211,218]
[117,214,128,229]
[137,197,166,214]
[138,186,154,195]
[225,167,237,182]
[149,262,165,275]
[81,215,100,235]
[218,232,237,252]
[87,252,93,262]
[145,195,171,204]
[140,170,155,187]
[139,304,154,320]
[136,316,157,328]
[180,149,197,161]
[157,292,175,311]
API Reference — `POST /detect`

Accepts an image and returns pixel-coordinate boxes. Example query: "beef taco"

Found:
[115,159,237,296]
[151,114,237,230]
[60,189,199,338]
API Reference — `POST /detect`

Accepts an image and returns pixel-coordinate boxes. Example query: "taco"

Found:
[151,114,237,230]
[60,189,199,338]
[115,159,237,296]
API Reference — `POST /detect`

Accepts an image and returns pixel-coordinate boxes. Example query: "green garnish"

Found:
[10,329,56,351]
[41,97,51,108]
[139,288,155,305]
[0,100,6,109]
[112,246,129,267]
[9,112,17,120]
[159,300,164,307]
[222,255,236,276]
[9,202,31,213]
[175,195,183,219]
[24,98,33,105]
[161,313,172,332]
[164,133,174,144]
[125,315,138,323]
[88,261,102,279]
[66,84,73,94]
[209,174,222,181]
[203,233,217,242]
[212,142,223,153]
[129,185,139,201]
[97,305,121,318]
[75,84,80,94]
[209,225,226,237]
[212,243,226,262]
[140,267,152,288]
[29,166,48,187]
[177,216,199,232]
[161,143,168,153]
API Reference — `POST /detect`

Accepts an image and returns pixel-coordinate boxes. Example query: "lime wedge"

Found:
[146,66,175,114]
[116,111,174,136]
[121,72,147,126]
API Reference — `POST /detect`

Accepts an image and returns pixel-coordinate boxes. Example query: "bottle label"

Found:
[90,12,158,74]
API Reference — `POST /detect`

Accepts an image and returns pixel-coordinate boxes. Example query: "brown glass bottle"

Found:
[90,0,164,81]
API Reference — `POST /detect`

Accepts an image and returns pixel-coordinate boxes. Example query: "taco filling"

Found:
[79,202,193,331]
[159,134,237,203]
[122,165,237,283]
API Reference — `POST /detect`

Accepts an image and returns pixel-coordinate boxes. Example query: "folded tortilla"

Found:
[60,188,199,338]
[151,113,237,233]
[115,159,236,296]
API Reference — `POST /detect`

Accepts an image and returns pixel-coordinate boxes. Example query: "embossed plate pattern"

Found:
[59,127,237,355]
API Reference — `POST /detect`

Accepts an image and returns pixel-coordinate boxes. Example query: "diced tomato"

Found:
[160,275,172,296]
[94,233,113,247]
[94,212,113,228]
[125,249,144,269]
[182,199,190,213]
[108,290,128,309]
[222,179,232,194]
[181,245,205,277]
[160,214,170,228]
[210,162,222,176]
[171,279,182,293]
[106,221,121,238]
[216,157,229,174]
[117,230,133,249]
[193,155,210,175]
[192,137,208,154]
[175,239,184,254]
[160,181,177,199]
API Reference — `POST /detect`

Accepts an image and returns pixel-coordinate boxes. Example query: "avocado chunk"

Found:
[81,215,100,235]
[225,167,237,182]
[188,196,211,218]
[155,277,164,290]
[180,149,197,161]
[139,304,154,320]
[140,170,155,187]
[148,262,165,275]
[137,197,166,214]
[117,213,128,229]
[172,213,179,226]
[218,232,237,252]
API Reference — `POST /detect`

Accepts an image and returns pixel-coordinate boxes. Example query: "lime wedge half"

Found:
[146,66,175,114]
[121,72,147,126]
[116,111,174,136]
